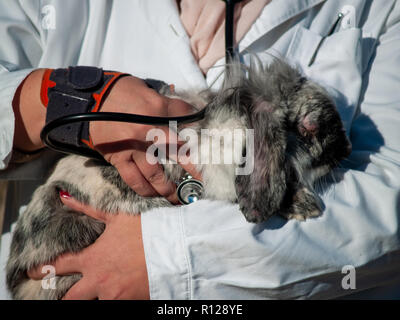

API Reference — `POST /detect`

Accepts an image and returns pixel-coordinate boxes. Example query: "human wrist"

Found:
[88,76,168,149]
[41,67,129,152]
[98,76,163,113]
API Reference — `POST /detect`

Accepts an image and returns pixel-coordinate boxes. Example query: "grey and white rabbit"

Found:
[6,59,351,299]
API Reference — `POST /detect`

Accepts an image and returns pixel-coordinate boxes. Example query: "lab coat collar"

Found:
[142,0,208,89]
[145,0,327,55]
[239,0,326,51]
[142,0,327,89]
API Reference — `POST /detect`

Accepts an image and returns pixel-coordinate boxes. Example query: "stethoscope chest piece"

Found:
[177,173,204,205]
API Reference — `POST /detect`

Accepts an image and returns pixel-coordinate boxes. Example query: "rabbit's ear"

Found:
[234,100,288,223]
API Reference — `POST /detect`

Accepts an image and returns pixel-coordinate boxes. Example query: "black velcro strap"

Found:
[44,66,170,155]
[46,67,99,147]
[68,66,103,89]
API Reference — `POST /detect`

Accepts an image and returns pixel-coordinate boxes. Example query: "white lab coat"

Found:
[1,0,400,299]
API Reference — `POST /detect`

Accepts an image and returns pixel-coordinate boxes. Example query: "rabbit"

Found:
[6,58,351,299]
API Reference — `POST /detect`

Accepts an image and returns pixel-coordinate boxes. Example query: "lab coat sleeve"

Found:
[0,0,42,170]
[141,3,400,299]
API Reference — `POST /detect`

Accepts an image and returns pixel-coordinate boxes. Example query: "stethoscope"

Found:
[41,0,244,205]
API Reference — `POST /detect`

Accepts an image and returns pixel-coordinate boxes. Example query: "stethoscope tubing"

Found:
[40,109,206,160]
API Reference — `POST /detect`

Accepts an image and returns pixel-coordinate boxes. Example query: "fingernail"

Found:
[59,190,71,199]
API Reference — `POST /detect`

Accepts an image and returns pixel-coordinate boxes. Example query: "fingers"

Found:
[27,194,104,281]
[27,252,81,280]
[178,161,202,181]
[130,150,179,203]
[112,156,159,197]
[165,142,202,182]
[62,278,97,300]
[59,192,108,222]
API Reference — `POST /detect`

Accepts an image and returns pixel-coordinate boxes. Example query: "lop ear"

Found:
[235,101,288,223]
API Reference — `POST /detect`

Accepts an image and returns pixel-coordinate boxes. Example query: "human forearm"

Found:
[10,66,199,200]
[12,69,46,152]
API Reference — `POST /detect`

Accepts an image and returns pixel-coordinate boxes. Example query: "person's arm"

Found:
[0,0,196,199]
[11,68,197,201]
[12,69,47,153]
[28,193,150,300]
[0,2,197,199]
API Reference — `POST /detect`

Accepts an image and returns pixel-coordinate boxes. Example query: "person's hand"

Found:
[13,70,201,202]
[90,76,198,204]
[28,193,150,300]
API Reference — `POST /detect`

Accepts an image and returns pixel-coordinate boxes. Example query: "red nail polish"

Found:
[59,190,71,199]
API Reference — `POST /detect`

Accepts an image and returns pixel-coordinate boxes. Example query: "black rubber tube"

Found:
[40,109,207,160]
